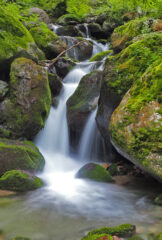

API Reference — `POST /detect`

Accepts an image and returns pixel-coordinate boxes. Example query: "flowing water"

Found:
[0,26,162,240]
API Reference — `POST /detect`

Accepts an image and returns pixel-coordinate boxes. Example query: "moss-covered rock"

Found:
[109,60,162,182]
[128,236,144,240]
[97,32,162,157]
[0,170,43,192]
[48,73,62,96]
[30,24,66,59]
[0,57,51,139]
[82,224,136,239]
[0,81,8,102]
[154,194,162,206]
[76,163,113,182]
[90,50,113,62]
[67,70,102,145]
[111,18,159,52]
[0,7,45,76]
[0,138,45,175]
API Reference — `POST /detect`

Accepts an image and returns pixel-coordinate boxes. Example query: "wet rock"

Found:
[28,7,50,24]
[0,81,8,102]
[0,57,51,139]
[0,170,43,192]
[57,25,83,37]
[0,138,45,176]
[30,24,66,59]
[102,21,117,38]
[61,36,93,61]
[0,7,45,76]
[52,97,59,108]
[54,57,76,78]
[48,73,63,96]
[109,60,162,182]
[88,23,106,39]
[67,70,102,145]
[76,163,113,182]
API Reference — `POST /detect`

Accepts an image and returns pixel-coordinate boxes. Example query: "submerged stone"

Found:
[76,163,113,182]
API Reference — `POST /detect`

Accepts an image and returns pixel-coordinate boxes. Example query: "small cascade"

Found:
[60,36,79,60]
[50,24,61,34]
[78,109,97,161]
[84,23,90,39]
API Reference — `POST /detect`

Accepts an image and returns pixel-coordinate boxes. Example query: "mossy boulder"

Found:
[56,14,80,26]
[28,7,50,24]
[67,70,102,145]
[76,163,113,182]
[0,170,43,192]
[0,138,45,176]
[154,194,162,206]
[30,24,66,59]
[97,32,162,156]
[54,56,76,78]
[90,50,113,62]
[0,7,45,76]
[57,25,83,37]
[0,57,51,139]
[109,60,162,182]
[48,73,63,96]
[82,224,136,239]
[111,18,159,52]
[0,81,8,102]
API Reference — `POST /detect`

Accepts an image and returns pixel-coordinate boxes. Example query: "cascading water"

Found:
[0,25,161,240]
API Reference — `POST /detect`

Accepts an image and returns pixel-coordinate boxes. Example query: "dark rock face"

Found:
[88,23,106,39]
[76,163,113,182]
[0,81,8,102]
[0,57,51,139]
[48,73,63,96]
[67,70,102,146]
[54,57,76,78]
[28,8,50,24]
[56,25,83,37]
[0,138,45,176]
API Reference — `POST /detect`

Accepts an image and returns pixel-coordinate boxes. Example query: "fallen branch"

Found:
[48,39,86,72]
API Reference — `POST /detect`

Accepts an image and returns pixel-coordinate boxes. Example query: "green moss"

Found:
[76,163,113,182]
[82,233,113,240]
[154,194,162,206]
[0,170,43,192]
[0,138,45,175]
[128,236,144,240]
[90,50,113,62]
[153,234,162,240]
[105,32,162,99]
[85,224,136,238]
[111,18,158,52]
[0,7,44,72]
